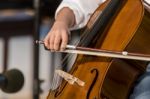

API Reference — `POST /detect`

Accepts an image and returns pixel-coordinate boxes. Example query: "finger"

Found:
[60,32,68,51]
[44,35,50,49]
[49,34,55,51]
[54,34,61,51]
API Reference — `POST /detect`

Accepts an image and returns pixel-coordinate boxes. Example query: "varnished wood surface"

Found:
[101,3,150,99]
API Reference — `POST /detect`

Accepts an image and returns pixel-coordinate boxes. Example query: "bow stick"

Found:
[36,40,150,61]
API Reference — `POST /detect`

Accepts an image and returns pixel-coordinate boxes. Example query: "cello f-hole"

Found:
[87,68,99,99]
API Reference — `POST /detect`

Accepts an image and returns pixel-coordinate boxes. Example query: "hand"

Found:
[44,21,69,51]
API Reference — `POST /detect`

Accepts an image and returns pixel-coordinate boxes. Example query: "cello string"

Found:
[47,8,102,95]
[53,9,105,91]
[51,24,98,91]
[49,27,90,91]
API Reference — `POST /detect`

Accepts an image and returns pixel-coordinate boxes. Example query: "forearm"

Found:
[55,7,76,28]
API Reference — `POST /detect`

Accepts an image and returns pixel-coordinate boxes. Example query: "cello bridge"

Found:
[55,70,85,87]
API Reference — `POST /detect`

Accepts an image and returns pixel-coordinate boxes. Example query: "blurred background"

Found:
[0,0,62,99]
[0,0,150,99]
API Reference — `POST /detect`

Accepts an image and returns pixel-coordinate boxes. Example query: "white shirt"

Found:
[55,0,106,29]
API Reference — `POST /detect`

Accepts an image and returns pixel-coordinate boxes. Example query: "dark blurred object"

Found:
[0,0,62,36]
[41,0,61,16]
[0,69,24,93]
[0,9,34,36]
[0,0,62,16]
[0,0,32,9]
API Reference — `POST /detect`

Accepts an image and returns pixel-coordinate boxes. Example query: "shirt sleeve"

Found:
[55,0,106,30]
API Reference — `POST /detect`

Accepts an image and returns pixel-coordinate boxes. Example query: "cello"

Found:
[44,0,150,99]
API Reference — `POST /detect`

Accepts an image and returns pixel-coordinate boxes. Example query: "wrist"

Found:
[54,21,69,28]
[55,7,75,28]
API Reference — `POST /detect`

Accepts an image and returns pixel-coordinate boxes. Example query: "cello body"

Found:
[101,6,150,99]
[47,0,150,99]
